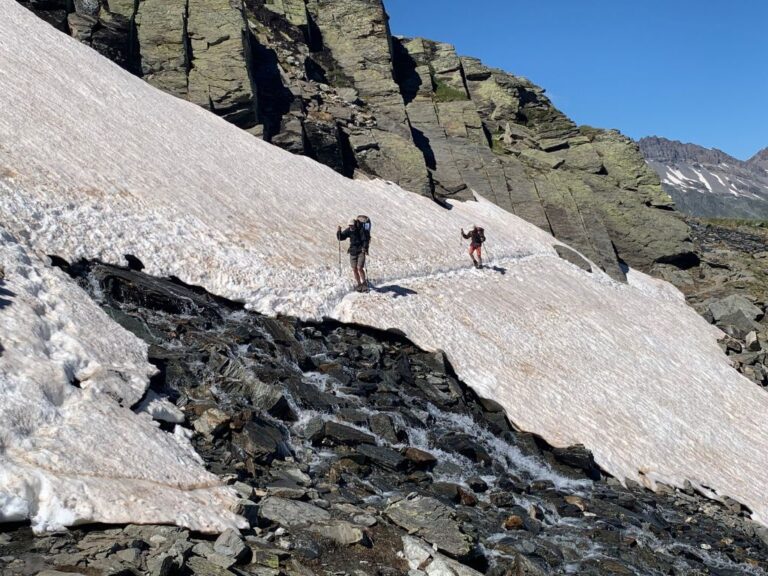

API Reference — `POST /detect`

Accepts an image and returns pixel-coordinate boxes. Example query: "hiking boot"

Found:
[360,283,370,293]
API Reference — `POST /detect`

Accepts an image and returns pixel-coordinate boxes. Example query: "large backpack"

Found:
[357,215,371,244]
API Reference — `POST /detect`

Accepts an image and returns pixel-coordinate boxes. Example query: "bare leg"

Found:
[358,267,367,285]
[352,268,362,286]
[469,245,480,267]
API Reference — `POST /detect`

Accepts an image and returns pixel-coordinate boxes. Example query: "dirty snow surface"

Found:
[0,229,244,533]
[3,0,768,527]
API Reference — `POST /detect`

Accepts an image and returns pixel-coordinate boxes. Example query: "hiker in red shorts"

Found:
[461,225,486,268]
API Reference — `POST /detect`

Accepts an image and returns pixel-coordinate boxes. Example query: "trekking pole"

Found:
[338,238,342,276]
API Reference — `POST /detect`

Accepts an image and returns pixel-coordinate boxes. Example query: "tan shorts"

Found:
[349,251,366,269]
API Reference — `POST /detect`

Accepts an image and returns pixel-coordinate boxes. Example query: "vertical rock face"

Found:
[135,0,258,129]
[186,0,257,127]
[18,0,695,279]
[305,0,430,193]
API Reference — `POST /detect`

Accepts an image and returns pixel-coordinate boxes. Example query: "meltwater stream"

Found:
[40,260,766,576]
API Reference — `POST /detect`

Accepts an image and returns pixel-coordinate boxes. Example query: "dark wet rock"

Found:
[431,481,462,501]
[233,418,291,465]
[250,380,298,421]
[551,444,600,479]
[438,432,492,466]
[476,397,505,413]
[369,413,402,444]
[311,420,376,446]
[356,444,408,471]
[467,477,488,493]
[402,447,438,470]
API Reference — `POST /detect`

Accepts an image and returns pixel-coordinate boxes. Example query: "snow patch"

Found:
[3,0,768,529]
[0,229,245,533]
[692,169,713,192]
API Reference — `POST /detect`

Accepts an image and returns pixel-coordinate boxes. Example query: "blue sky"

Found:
[385,1,767,160]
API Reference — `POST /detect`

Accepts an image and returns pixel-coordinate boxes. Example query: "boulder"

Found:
[551,444,600,478]
[193,408,230,437]
[259,497,331,528]
[369,412,401,444]
[250,380,298,421]
[312,420,376,446]
[467,477,488,493]
[310,520,369,546]
[386,496,472,557]
[233,418,290,464]
[717,310,762,340]
[213,529,250,563]
[186,556,233,576]
[402,447,438,469]
[746,331,762,352]
[401,535,482,576]
[356,443,408,471]
[709,295,764,323]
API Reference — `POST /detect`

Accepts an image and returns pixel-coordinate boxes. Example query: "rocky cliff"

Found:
[640,137,768,219]
[17,0,695,279]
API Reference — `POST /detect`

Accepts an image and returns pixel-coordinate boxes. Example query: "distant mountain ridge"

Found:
[640,136,768,219]
[748,147,768,173]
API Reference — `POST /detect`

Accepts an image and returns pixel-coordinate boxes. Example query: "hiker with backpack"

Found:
[337,215,371,292]
[461,225,486,268]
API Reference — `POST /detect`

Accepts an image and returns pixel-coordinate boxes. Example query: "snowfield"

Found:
[0,229,245,532]
[3,0,768,529]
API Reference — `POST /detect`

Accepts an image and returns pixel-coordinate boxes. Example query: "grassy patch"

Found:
[433,79,468,102]
[490,137,507,155]
[703,217,768,230]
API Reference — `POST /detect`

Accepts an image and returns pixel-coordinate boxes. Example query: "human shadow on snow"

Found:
[372,284,418,298]
[0,282,15,310]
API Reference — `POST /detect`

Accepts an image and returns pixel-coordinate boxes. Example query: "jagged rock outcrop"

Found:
[18,0,695,279]
[748,147,768,173]
[640,136,768,219]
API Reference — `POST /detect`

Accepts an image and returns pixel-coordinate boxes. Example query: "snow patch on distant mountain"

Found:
[640,137,768,218]
[4,0,768,529]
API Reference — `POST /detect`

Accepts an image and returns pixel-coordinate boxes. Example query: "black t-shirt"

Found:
[337,223,370,254]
